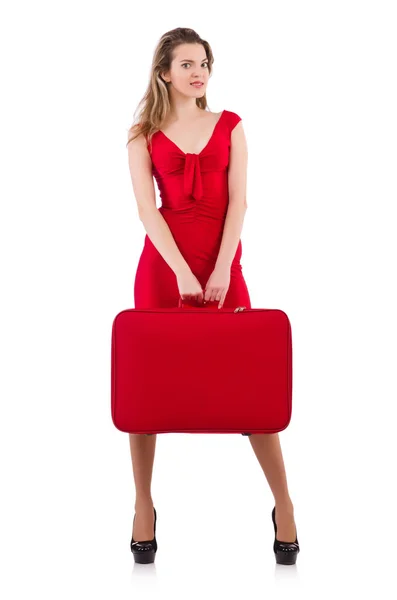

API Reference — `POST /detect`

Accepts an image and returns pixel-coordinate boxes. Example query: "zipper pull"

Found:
[234,306,247,313]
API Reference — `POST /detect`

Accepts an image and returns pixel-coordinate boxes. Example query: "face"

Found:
[162,43,209,97]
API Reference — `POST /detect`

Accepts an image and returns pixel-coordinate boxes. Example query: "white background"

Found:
[1,0,396,598]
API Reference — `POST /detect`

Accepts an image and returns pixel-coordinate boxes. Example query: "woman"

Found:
[126,27,299,565]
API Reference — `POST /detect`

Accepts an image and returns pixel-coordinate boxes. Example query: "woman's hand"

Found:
[176,268,205,304]
[204,265,231,308]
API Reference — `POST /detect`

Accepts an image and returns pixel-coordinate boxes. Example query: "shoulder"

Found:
[223,110,242,131]
[127,124,148,152]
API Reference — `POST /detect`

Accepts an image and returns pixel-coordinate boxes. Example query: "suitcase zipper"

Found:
[122,307,272,314]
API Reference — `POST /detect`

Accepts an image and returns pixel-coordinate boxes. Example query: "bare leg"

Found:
[129,433,157,540]
[248,433,297,542]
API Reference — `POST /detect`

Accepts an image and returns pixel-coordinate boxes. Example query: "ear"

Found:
[160,70,170,84]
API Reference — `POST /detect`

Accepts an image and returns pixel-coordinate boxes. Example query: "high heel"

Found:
[272,506,300,565]
[130,506,157,564]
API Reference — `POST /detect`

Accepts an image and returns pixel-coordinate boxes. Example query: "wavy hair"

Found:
[126,27,215,152]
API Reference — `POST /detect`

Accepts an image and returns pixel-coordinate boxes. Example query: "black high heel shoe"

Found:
[272,506,300,565]
[130,506,157,564]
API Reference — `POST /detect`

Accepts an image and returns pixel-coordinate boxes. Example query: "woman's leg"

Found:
[247,432,297,542]
[129,433,157,540]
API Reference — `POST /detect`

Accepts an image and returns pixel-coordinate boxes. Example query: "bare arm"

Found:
[127,129,190,276]
[215,120,248,269]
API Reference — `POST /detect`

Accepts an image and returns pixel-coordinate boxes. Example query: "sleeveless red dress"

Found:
[133,109,251,310]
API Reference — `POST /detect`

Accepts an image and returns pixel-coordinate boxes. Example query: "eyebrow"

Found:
[179,58,208,62]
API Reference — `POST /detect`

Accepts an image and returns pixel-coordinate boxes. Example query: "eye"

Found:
[182,62,209,69]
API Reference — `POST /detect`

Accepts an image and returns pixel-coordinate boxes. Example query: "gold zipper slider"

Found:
[234,306,247,312]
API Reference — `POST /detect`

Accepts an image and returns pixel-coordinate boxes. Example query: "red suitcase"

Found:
[111,300,293,435]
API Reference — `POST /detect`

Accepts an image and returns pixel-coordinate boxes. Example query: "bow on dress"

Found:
[183,153,203,201]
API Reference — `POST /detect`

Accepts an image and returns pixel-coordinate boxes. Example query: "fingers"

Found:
[205,288,223,303]
[218,291,226,309]
[183,289,226,308]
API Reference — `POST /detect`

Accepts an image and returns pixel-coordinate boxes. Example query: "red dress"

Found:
[133,109,251,310]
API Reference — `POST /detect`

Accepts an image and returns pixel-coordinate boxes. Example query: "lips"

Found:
[191,82,203,87]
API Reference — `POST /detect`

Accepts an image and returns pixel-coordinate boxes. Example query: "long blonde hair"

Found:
[126,27,215,152]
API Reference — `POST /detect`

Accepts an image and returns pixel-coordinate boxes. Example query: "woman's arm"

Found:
[215,121,248,269]
[127,130,190,276]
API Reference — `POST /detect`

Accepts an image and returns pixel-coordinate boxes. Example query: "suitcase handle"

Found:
[178,296,205,308]
[178,297,220,308]
[178,297,247,312]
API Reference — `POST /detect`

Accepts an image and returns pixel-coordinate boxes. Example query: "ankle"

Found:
[274,498,294,513]
[134,496,154,510]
